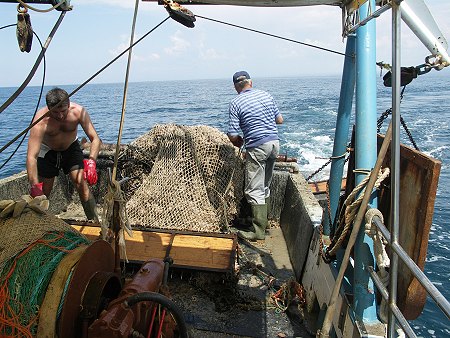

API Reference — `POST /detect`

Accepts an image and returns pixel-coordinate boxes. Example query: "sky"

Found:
[0,0,449,87]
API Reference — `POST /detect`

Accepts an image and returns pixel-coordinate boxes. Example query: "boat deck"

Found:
[167,227,315,337]
[124,226,316,338]
[60,203,315,337]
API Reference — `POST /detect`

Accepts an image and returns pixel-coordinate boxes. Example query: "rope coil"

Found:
[364,208,390,323]
[325,167,390,258]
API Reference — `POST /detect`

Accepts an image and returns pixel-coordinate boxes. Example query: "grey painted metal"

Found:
[372,216,450,319]
[0,0,70,9]
[388,2,402,337]
[149,0,343,7]
[346,2,392,35]
[400,0,450,64]
[367,266,418,338]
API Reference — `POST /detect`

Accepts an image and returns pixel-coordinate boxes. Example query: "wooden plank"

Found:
[71,225,236,272]
[309,178,346,194]
[377,134,441,319]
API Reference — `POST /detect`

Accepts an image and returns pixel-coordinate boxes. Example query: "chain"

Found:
[376,86,420,151]
[377,108,392,133]
[306,147,351,182]
[306,158,332,182]
[400,116,420,151]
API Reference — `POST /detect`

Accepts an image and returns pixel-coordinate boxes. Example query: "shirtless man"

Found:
[26,87,102,221]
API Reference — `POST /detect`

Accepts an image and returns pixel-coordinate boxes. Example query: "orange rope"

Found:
[0,231,80,337]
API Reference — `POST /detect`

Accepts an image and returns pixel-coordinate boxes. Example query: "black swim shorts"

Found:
[37,140,84,178]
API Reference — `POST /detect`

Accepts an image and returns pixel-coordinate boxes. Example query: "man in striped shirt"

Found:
[228,71,283,240]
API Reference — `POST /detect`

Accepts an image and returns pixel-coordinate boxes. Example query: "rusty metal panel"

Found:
[377,134,441,320]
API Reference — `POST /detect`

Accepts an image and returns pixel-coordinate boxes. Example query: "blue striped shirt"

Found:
[228,88,281,148]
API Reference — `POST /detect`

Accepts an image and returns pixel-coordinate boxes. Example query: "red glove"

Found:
[30,182,44,197]
[83,159,98,185]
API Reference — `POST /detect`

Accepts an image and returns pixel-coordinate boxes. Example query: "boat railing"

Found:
[368,214,450,338]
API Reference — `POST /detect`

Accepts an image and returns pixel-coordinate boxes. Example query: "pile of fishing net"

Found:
[0,196,89,337]
[118,124,244,233]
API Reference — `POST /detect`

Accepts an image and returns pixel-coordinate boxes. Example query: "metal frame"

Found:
[372,216,450,319]
[367,214,450,337]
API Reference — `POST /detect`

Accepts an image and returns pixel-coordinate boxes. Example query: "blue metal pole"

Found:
[326,34,356,235]
[354,0,379,323]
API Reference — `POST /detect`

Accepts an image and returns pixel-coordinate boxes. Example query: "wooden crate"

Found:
[70,223,237,273]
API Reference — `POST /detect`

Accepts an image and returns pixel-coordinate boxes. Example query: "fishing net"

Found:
[118,124,244,233]
[0,201,90,337]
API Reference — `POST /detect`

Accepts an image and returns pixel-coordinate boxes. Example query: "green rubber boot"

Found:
[81,194,100,223]
[237,204,268,241]
[265,196,271,221]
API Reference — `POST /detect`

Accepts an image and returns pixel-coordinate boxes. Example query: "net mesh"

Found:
[0,210,89,337]
[118,124,244,233]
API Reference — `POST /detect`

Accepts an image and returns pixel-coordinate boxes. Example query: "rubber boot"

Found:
[265,196,271,215]
[81,195,99,223]
[265,196,271,225]
[237,204,267,241]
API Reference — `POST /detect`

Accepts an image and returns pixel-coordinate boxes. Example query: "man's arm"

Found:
[26,119,45,186]
[79,107,101,160]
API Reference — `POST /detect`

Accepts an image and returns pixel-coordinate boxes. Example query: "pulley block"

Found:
[16,5,33,52]
[164,0,196,28]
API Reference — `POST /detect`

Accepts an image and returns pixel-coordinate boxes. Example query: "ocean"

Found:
[0,74,449,337]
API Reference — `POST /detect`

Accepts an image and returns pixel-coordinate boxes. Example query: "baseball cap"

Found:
[233,71,251,84]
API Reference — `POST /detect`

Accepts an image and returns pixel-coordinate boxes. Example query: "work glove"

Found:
[83,159,98,185]
[0,195,49,219]
[30,182,44,197]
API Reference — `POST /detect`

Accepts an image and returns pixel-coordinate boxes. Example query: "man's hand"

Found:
[230,135,244,148]
[30,182,44,197]
[83,159,98,185]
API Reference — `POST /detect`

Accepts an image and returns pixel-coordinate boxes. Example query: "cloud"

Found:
[108,34,161,62]
[197,40,225,60]
[200,48,223,60]
[164,31,191,55]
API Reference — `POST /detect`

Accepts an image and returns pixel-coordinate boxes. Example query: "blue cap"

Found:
[233,71,251,84]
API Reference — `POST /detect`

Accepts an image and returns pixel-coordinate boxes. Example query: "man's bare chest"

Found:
[45,121,77,136]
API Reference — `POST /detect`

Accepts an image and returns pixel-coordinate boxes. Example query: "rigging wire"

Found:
[195,14,350,58]
[0,17,170,156]
[1,8,350,158]
[112,0,140,183]
[0,10,67,114]
[0,29,46,171]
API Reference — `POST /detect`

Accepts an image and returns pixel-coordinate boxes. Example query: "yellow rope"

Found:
[327,167,390,257]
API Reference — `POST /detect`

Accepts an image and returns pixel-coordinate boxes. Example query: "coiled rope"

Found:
[364,208,390,323]
[325,167,390,257]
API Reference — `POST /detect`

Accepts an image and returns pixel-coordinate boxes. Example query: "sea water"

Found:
[0,74,449,337]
